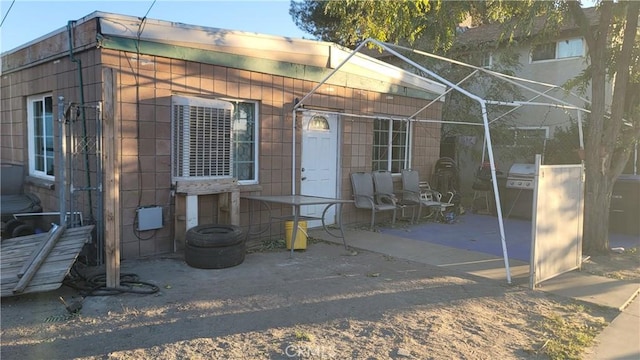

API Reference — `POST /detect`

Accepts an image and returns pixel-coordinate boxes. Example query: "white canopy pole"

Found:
[368,39,512,283]
[409,69,480,120]
[384,42,591,109]
[481,102,512,284]
[292,108,298,195]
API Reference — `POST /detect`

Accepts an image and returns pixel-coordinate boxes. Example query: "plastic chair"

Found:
[401,168,453,221]
[350,172,397,230]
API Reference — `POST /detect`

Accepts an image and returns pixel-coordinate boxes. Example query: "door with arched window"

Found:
[300,112,339,227]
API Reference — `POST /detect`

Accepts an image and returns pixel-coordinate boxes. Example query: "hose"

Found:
[63,263,160,297]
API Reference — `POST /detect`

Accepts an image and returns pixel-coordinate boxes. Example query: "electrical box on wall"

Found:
[137,206,163,231]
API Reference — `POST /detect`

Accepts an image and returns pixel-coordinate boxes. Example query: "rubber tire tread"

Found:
[4,219,24,238]
[12,224,35,238]
[185,241,246,269]
[185,224,244,248]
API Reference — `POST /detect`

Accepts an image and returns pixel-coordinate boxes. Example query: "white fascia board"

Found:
[99,12,446,97]
[99,14,329,64]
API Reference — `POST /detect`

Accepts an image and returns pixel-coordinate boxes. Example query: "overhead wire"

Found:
[0,0,15,28]
[130,0,159,242]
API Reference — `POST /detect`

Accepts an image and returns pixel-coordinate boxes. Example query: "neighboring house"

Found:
[0,11,446,260]
[445,7,620,193]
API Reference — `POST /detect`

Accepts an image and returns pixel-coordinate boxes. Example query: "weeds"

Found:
[535,304,606,360]
[294,330,314,342]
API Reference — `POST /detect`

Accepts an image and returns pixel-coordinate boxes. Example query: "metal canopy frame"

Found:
[291,38,590,284]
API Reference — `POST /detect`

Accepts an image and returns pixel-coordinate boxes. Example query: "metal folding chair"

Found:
[350,172,398,230]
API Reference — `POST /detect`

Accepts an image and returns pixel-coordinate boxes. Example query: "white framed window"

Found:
[171,95,258,184]
[531,38,584,62]
[27,94,55,180]
[372,118,410,174]
[557,38,584,58]
[231,100,258,184]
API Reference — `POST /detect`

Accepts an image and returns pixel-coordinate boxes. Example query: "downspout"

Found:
[67,20,94,221]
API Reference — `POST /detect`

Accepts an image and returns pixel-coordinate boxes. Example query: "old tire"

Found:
[4,219,24,238]
[185,224,244,248]
[185,241,246,269]
[12,223,35,238]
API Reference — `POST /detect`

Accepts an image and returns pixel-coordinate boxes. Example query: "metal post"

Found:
[57,97,66,227]
[96,102,104,265]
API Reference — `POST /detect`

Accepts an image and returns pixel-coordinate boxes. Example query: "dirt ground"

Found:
[1,239,637,360]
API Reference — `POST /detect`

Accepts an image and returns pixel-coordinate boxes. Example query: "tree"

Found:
[290,0,482,50]
[567,1,639,253]
[291,0,640,254]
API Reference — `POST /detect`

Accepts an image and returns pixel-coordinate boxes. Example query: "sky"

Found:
[0,0,310,53]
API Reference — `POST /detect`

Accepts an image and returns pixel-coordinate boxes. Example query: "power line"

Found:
[142,0,156,20]
[0,0,16,28]
[137,0,157,37]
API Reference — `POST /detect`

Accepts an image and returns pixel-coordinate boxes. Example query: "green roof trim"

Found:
[99,36,439,101]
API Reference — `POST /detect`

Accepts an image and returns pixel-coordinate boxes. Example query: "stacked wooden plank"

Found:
[1,225,94,297]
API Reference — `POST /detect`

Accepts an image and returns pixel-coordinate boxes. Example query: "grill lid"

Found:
[508,163,535,178]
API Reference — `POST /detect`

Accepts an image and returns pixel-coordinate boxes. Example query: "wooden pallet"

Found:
[1,225,94,297]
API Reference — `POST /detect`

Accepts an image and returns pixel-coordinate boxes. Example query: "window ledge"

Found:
[530,56,584,64]
[25,176,55,190]
[239,184,263,193]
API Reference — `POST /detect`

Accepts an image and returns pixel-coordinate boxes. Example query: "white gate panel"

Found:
[530,155,584,288]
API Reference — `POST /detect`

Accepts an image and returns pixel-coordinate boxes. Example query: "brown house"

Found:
[1,11,446,262]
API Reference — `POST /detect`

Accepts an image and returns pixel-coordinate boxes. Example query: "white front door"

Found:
[300,112,339,228]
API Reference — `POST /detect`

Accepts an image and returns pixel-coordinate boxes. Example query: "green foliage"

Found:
[289,0,344,43]
[544,119,586,165]
[290,0,479,51]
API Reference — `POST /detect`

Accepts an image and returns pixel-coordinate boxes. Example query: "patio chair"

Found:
[401,168,453,221]
[371,170,418,223]
[350,172,398,230]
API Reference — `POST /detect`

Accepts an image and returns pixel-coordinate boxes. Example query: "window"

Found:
[308,115,330,131]
[231,101,258,183]
[531,38,584,62]
[171,95,258,184]
[27,94,54,179]
[531,43,556,61]
[372,118,410,174]
[557,38,584,58]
